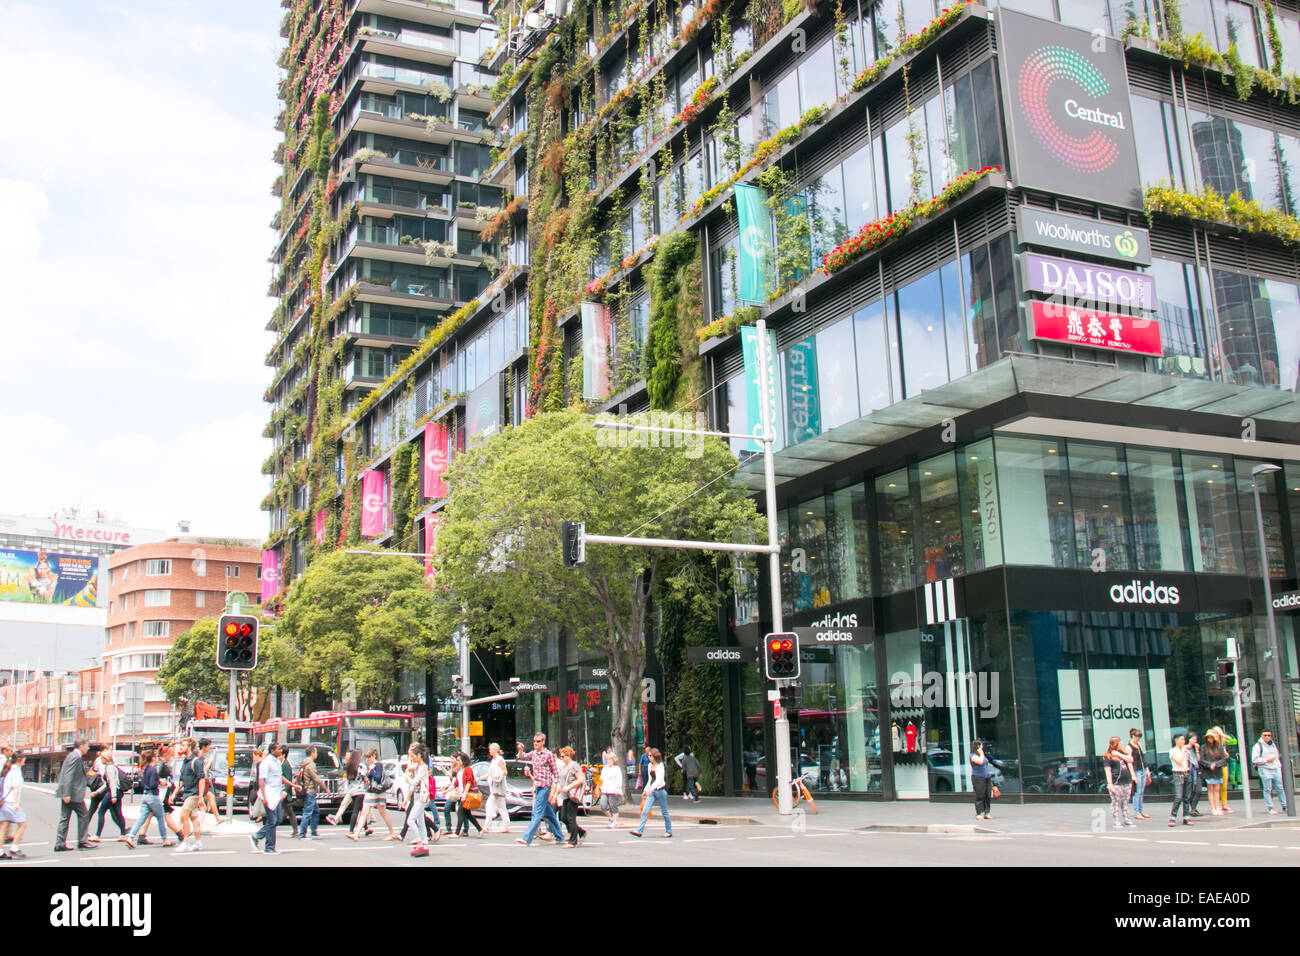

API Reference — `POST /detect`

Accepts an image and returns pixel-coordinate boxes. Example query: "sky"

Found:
[0,1,283,539]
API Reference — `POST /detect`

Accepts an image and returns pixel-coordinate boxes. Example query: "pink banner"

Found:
[260,550,280,603]
[314,509,328,546]
[423,422,449,500]
[361,469,388,537]
[424,513,445,585]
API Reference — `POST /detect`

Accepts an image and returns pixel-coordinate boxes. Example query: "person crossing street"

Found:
[516,733,565,846]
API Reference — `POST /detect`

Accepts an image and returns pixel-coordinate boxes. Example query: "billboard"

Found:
[1028,300,1163,355]
[1021,252,1156,309]
[997,9,1142,209]
[1015,207,1151,265]
[467,374,501,439]
[0,550,101,606]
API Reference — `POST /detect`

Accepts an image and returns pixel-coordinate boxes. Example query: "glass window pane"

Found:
[1182,453,1242,573]
[994,435,1072,567]
[1236,122,1282,211]
[1277,132,1300,218]
[1257,279,1300,391]
[919,451,963,579]
[1132,96,1176,188]
[1235,459,1286,578]
[943,73,977,180]
[940,259,968,379]
[1125,447,1186,572]
[963,245,999,370]
[1218,0,1261,68]
[855,301,891,413]
[808,166,848,262]
[799,40,837,112]
[783,336,821,445]
[1188,111,1239,195]
[895,268,949,395]
[1287,463,1300,568]
[1066,441,1132,572]
[791,494,830,611]
[816,316,858,430]
[924,95,946,191]
[1059,0,1111,32]
[1213,269,1264,386]
[970,60,1005,172]
[1149,258,1209,379]
[875,469,916,594]
[827,484,872,602]
[1003,0,1054,18]
[843,139,876,233]
[959,438,1003,570]
[989,234,1021,356]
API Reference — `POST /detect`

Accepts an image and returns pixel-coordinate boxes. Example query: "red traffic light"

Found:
[780,640,792,653]
[224,622,239,637]
[769,639,782,652]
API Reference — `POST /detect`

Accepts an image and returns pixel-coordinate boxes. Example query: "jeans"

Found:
[96,793,127,836]
[1188,767,1202,813]
[1169,773,1192,821]
[407,796,428,844]
[1259,770,1287,810]
[521,785,564,844]
[298,793,319,837]
[1132,771,1148,815]
[636,788,672,835]
[684,776,699,800]
[130,795,166,841]
[258,802,283,851]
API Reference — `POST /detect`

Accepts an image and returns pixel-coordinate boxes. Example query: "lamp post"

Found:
[1250,462,1296,817]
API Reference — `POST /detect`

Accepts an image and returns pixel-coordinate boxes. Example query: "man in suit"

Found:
[54,740,95,851]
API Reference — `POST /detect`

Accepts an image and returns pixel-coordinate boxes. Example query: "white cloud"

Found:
[0,1,283,538]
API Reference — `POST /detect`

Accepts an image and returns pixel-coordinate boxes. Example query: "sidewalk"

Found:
[617,794,1300,834]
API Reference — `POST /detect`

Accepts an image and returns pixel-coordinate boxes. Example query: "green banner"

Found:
[783,335,820,445]
[740,325,778,452]
[735,183,771,304]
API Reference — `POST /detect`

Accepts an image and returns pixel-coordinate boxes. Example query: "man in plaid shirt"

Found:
[516,733,566,846]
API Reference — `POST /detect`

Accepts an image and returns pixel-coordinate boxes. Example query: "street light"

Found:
[1250,462,1296,817]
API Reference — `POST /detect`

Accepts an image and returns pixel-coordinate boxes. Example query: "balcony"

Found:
[361,181,452,213]
[359,29,457,67]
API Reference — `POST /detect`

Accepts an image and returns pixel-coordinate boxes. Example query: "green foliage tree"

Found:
[430,411,764,762]
[271,550,453,707]
[156,617,274,725]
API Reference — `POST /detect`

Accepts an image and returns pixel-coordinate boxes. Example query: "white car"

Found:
[381,757,453,811]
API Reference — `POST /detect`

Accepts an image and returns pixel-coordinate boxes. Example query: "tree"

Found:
[270,550,452,707]
[431,410,764,763]
[156,617,274,725]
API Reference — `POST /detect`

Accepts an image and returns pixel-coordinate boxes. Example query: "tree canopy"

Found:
[271,549,453,707]
[156,616,274,723]
[430,410,763,759]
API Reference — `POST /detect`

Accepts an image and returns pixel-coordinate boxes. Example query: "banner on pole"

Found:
[735,183,771,304]
[740,325,778,452]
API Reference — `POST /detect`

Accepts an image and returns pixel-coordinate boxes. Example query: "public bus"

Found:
[253,711,414,762]
[186,718,256,745]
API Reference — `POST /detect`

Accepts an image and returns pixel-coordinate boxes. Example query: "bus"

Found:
[186,718,256,745]
[253,711,414,762]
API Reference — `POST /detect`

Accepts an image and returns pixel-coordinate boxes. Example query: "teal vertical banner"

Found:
[740,325,778,452]
[735,182,771,304]
[783,335,820,445]
[784,193,810,283]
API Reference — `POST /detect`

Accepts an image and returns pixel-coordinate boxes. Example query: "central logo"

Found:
[1018,45,1121,173]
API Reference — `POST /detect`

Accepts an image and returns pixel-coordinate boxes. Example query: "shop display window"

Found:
[919,452,963,581]
[884,629,927,797]
[790,494,831,612]
[1066,441,1132,571]
[994,435,1072,567]
[876,469,917,594]
[826,484,872,604]
[959,439,1003,571]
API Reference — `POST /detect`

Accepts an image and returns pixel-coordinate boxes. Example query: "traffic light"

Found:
[1214,658,1235,691]
[764,632,800,681]
[216,614,259,671]
[561,521,585,567]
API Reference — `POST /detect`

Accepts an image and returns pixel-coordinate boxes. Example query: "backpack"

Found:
[368,764,392,793]
[180,755,202,791]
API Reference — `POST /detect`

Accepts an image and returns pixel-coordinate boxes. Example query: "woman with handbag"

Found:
[401,743,436,857]
[453,753,484,837]
[555,746,587,847]
[91,750,127,841]
[328,750,366,829]
[1200,730,1229,815]
[348,749,400,841]
[970,740,995,820]
[1103,736,1136,828]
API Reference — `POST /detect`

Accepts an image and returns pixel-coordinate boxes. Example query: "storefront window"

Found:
[826,484,872,603]
[795,642,881,792]
[778,508,794,620]
[885,628,926,797]
[896,266,950,395]
[959,439,1003,570]
[995,435,1072,567]
[1289,463,1300,568]
[876,469,916,594]
[1182,453,1243,574]
[1235,459,1287,579]
[1067,441,1133,571]
[919,451,963,580]
[855,300,893,413]
[791,494,831,611]
[1126,447,1187,571]
[783,336,820,446]
[1148,257,1210,379]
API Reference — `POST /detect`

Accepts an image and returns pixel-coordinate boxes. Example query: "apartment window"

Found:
[142,621,170,639]
[195,591,206,608]
[145,559,171,576]
[143,589,170,607]
[225,565,240,578]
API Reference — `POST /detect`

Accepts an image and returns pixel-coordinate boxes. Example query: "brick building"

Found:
[103,538,261,740]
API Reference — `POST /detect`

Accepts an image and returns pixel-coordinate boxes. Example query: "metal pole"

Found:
[1252,466,1296,816]
[226,670,236,824]
[459,629,471,758]
[1229,654,1252,819]
[756,319,792,815]
[583,534,777,555]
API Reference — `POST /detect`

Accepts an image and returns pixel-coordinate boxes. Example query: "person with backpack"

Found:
[674,749,702,802]
[175,738,211,853]
[295,745,324,839]
[1252,729,1288,814]
[90,750,128,841]
[122,749,174,849]
[329,749,366,829]
[0,751,29,858]
[348,749,399,841]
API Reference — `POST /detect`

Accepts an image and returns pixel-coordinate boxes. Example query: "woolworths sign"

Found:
[1016,207,1151,265]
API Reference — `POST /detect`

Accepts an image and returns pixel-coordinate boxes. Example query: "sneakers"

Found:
[192,839,204,851]
[264,848,281,855]
[1269,808,1280,815]
[630,830,643,838]
[174,842,192,853]
[410,846,429,857]
[123,836,137,848]
[1168,819,1177,827]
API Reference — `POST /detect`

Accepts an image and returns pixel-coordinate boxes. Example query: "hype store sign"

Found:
[1029,300,1163,356]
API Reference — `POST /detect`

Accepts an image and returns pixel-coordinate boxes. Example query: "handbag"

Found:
[991,785,1001,800]
[250,796,266,821]
[461,789,482,810]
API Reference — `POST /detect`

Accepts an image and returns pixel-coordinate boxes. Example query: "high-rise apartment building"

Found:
[267,0,1300,799]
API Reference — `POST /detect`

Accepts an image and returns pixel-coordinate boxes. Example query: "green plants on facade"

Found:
[645,231,701,409]
[1143,181,1300,244]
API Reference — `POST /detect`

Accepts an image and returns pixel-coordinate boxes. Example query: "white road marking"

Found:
[5,858,56,865]
[683,837,735,843]
[806,833,841,838]
[189,850,237,856]
[85,853,134,860]
[748,835,796,841]
[1220,843,1276,849]
[1158,840,1208,846]
[1040,833,1093,839]
[1100,836,1147,842]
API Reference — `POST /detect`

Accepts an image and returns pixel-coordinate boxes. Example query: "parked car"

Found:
[469,759,534,818]
[383,757,453,812]
[926,748,1005,793]
[204,746,257,809]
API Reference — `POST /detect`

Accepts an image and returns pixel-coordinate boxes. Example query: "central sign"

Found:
[998,9,1142,209]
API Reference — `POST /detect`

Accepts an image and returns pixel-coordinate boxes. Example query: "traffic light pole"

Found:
[227,669,237,824]
[754,319,793,815]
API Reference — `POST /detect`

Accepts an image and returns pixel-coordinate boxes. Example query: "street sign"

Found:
[123,678,145,736]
